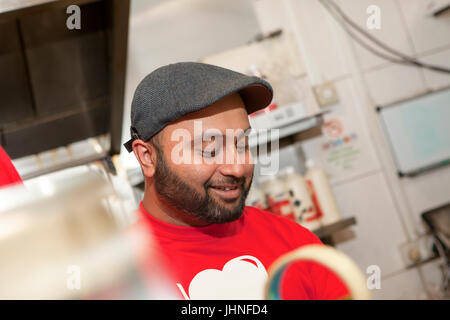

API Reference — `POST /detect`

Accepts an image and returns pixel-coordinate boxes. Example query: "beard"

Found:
[152,149,252,224]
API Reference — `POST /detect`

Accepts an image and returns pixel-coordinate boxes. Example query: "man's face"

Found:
[151,93,254,224]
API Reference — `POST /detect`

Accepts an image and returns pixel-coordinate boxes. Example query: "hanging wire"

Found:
[318,0,450,74]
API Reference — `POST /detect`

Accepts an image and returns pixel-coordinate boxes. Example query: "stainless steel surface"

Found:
[0,0,57,15]
[0,0,129,161]
[20,1,108,116]
[0,170,180,299]
[0,19,34,126]
[19,150,108,180]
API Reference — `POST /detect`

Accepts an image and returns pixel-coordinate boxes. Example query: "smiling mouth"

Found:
[209,184,243,200]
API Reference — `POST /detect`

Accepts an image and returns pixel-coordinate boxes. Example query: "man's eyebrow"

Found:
[236,127,252,140]
[190,127,252,145]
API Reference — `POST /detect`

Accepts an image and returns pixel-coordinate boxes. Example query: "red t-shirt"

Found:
[135,202,349,300]
[0,146,22,188]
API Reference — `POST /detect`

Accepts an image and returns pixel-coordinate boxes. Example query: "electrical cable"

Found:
[319,0,406,65]
[318,0,450,74]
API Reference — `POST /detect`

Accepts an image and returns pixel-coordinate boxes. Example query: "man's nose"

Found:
[218,162,246,178]
[218,145,247,178]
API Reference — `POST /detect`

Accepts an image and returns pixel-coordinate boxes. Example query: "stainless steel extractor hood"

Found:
[0,0,129,161]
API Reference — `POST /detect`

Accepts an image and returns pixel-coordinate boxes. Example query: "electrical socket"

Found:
[313,82,339,107]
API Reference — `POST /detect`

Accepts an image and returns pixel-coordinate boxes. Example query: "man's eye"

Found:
[202,150,216,158]
[237,144,249,153]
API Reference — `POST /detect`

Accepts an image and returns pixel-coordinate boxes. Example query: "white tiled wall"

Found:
[252,0,286,35]
[331,78,381,175]
[285,0,450,299]
[373,258,444,299]
[363,64,427,106]
[289,0,350,83]
[337,0,415,71]
[421,47,450,90]
[299,77,380,184]
[333,171,408,276]
[371,267,429,299]
[397,0,450,55]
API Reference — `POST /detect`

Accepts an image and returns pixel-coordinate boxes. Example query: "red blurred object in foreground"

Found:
[0,146,22,187]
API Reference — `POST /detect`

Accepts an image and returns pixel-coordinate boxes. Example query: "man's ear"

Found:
[132,140,157,178]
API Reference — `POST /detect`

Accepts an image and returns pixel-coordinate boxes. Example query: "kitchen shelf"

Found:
[248,112,325,148]
[313,216,357,246]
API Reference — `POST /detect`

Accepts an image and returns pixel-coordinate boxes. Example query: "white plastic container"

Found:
[280,166,321,231]
[305,160,341,226]
[245,185,267,210]
[260,175,296,222]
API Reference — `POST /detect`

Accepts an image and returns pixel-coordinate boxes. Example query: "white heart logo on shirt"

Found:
[176,255,268,300]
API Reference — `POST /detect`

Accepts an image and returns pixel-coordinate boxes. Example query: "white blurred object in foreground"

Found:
[305,160,341,226]
[0,171,178,299]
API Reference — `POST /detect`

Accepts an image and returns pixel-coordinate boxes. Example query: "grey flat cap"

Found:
[124,62,273,152]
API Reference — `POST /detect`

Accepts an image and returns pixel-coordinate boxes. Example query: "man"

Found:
[125,62,349,300]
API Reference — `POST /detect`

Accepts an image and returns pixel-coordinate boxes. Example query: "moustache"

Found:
[204,177,246,189]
